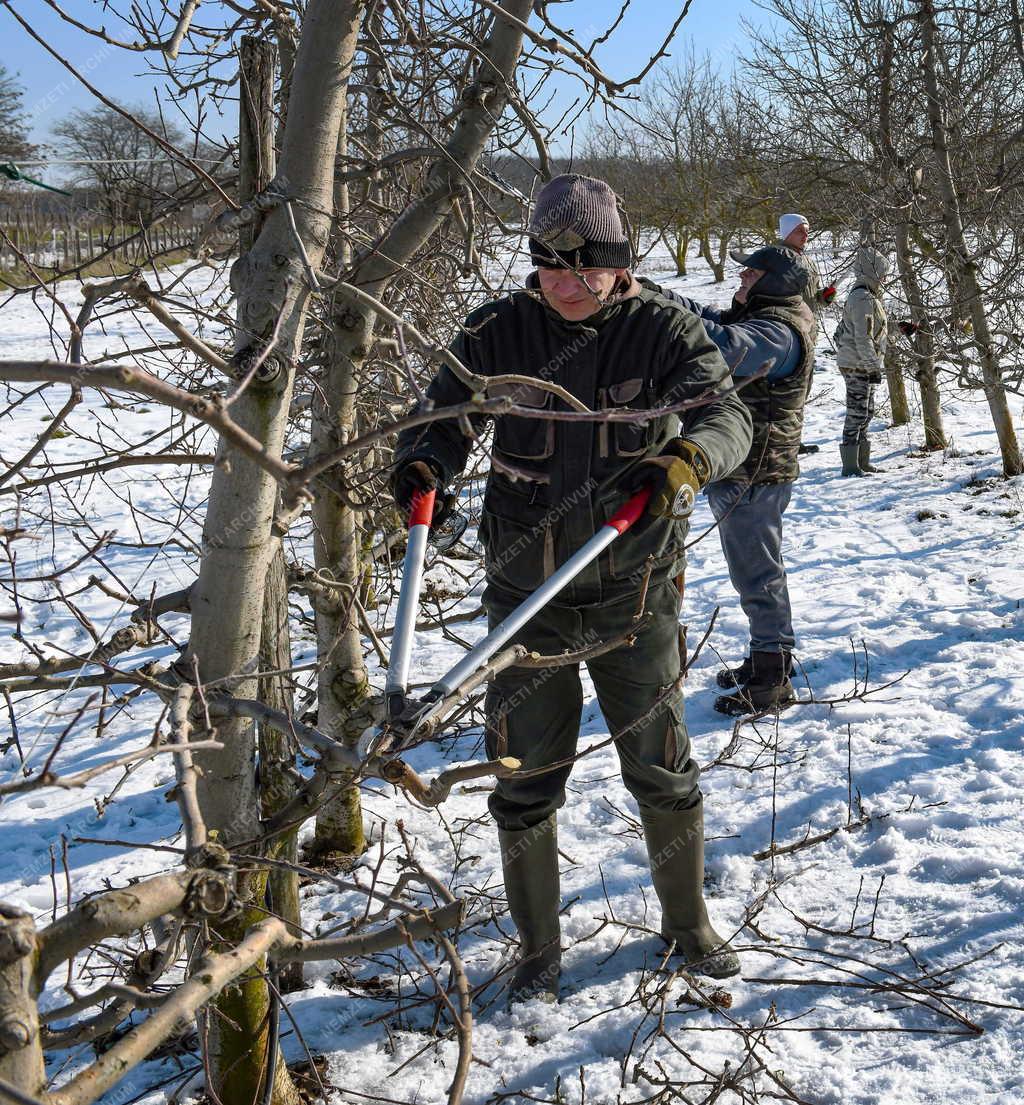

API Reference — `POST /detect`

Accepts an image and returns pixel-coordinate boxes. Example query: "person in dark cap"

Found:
[644,245,818,716]
[390,174,752,1005]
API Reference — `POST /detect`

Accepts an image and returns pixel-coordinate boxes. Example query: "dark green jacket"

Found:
[394,282,753,604]
[717,293,817,485]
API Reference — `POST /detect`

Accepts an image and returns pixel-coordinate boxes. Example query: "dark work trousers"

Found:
[842,372,877,446]
[705,480,796,656]
[484,579,700,832]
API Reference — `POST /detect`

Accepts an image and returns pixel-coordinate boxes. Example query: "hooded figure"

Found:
[834,246,891,475]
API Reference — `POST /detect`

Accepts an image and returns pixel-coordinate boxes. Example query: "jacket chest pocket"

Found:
[480,481,555,593]
[599,377,653,458]
[492,382,555,461]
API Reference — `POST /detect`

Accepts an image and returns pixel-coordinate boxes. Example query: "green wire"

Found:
[0,162,73,197]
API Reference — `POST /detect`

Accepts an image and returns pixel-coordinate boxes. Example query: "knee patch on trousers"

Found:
[662,688,689,772]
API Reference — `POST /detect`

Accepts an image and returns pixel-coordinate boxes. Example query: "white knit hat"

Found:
[778,213,809,239]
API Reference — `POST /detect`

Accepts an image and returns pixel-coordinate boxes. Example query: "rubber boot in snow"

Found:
[840,443,864,477]
[859,439,882,474]
[498,814,561,1005]
[640,801,739,978]
[714,650,795,717]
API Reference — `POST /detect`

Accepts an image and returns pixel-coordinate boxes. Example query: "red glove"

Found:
[898,320,921,338]
[819,285,837,305]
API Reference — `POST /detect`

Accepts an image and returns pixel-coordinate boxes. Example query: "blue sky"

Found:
[3,0,774,156]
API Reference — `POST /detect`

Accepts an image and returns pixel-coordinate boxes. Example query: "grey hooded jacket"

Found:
[835,247,890,378]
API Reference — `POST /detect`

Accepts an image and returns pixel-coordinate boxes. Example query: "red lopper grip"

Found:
[606,486,653,534]
[408,488,436,529]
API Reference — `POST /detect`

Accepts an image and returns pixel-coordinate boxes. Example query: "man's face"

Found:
[784,224,809,250]
[536,265,624,320]
[736,267,766,303]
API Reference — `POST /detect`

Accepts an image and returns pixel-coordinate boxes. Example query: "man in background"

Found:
[644,246,818,715]
[765,212,835,317]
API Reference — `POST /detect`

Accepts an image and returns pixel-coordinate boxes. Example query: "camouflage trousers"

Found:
[842,372,878,445]
[483,579,700,832]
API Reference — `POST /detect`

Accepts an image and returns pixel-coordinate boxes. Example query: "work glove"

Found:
[897,320,921,338]
[621,439,712,525]
[392,460,451,524]
[819,285,837,305]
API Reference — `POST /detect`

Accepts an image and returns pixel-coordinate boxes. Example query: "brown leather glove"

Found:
[392,460,451,523]
[623,439,712,522]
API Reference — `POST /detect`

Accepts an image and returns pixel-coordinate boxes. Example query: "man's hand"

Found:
[897,319,921,338]
[392,460,450,523]
[622,439,712,523]
[819,285,837,305]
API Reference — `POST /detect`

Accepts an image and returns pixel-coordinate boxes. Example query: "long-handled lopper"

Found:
[382,487,436,723]
[364,485,654,759]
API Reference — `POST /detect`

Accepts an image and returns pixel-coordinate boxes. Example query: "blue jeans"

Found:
[705,480,795,654]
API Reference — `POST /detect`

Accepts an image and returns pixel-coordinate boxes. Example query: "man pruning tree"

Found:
[645,246,818,716]
[391,174,752,1004]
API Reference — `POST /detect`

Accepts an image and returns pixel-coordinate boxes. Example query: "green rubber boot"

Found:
[840,443,864,477]
[498,814,561,1005]
[640,802,740,978]
[859,439,882,474]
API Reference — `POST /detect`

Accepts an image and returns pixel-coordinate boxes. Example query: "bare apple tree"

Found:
[0,2,696,1103]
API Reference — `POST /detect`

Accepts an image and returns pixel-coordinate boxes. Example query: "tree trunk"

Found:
[238,30,303,992]
[698,233,725,282]
[894,221,946,450]
[185,4,364,1101]
[665,225,690,275]
[884,329,911,427]
[714,233,730,282]
[307,305,375,861]
[311,0,533,856]
[919,0,1022,475]
[238,34,277,255]
[670,225,691,275]
[308,77,373,861]
[258,546,303,992]
[0,906,44,1100]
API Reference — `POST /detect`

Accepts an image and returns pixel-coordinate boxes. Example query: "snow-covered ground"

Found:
[1,242,1023,1105]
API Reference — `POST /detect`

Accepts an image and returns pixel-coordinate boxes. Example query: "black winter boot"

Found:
[840,443,864,477]
[714,650,795,717]
[716,655,753,690]
[498,814,561,1005]
[858,439,882,474]
[640,802,740,978]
